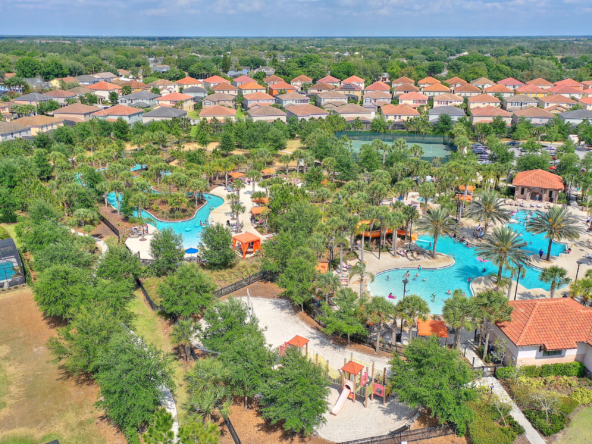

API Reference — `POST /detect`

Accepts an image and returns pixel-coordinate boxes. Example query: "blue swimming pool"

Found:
[107,192,224,249]
[369,210,567,313]
[0,261,15,281]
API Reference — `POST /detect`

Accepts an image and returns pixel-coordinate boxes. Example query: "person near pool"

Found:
[418,265,422,271]
[539,249,544,259]
[467,277,471,283]
[446,289,451,294]
[431,293,436,301]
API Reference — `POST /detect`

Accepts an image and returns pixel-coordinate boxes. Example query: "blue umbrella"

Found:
[185,248,199,254]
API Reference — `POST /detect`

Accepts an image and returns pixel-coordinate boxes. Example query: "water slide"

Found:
[331,380,355,415]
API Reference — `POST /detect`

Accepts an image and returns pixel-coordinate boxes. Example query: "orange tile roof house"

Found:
[87,81,122,102]
[317,75,341,87]
[333,103,375,121]
[155,92,194,111]
[212,82,238,96]
[290,75,313,90]
[336,83,363,101]
[364,81,391,93]
[468,93,501,109]
[268,81,297,96]
[497,77,525,90]
[555,78,584,91]
[113,80,151,92]
[484,84,514,98]
[516,84,550,98]
[577,97,592,111]
[199,105,237,122]
[380,104,419,122]
[175,77,203,89]
[432,93,463,108]
[238,81,266,96]
[512,169,564,203]
[203,75,230,90]
[342,75,366,90]
[503,94,539,111]
[538,94,577,110]
[52,104,101,122]
[91,104,144,124]
[470,106,511,125]
[285,104,328,121]
[12,115,64,136]
[445,76,468,90]
[492,298,592,369]
[242,92,276,109]
[547,85,583,99]
[470,77,495,90]
[232,75,256,87]
[526,78,554,89]
[454,83,482,97]
[263,74,284,86]
[149,79,178,94]
[422,83,451,97]
[418,76,441,89]
[276,92,310,107]
[398,92,428,108]
[316,90,348,107]
[392,76,415,86]
[511,107,555,126]
[362,91,392,107]
[392,83,420,97]
[308,82,336,95]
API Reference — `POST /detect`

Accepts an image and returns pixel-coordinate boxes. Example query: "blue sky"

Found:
[1,0,591,36]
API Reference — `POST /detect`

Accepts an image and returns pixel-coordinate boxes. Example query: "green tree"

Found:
[144,409,175,444]
[199,224,235,269]
[348,261,375,297]
[442,291,475,348]
[473,289,513,361]
[149,227,185,276]
[109,90,119,106]
[157,263,216,318]
[390,336,477,436]
[416,207,458,259]
[96,241,142,280]
[539,265,571,298]
[33,264,91,318]
[526,207,580,261]
[465,190,510,236]
[178,419,220,443]
[121,84,132,96]
[260,347,330,436]
[113,118,131,141]
[278,247,317,311]
[364,295,395,352]
[475,226,529,281]
[397,294,430,337]
[171,318,199,362]
[319,287,367,345]
[185,357,231,422]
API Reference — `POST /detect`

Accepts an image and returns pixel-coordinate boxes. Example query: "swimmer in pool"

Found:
[446,290,451,294]
[386,275,390,281]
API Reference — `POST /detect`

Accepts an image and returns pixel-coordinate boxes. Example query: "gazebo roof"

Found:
[287,335,309,348]
[252,197,270,204]
[233,232,260,244]
[341,360,364,375]
[315,262,329,274]
[417,319,449,338]
[458,185,475,191]
[229,172,245,178]
[251,206,266,215]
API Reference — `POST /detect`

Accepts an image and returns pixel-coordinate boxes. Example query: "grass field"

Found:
[0,224,20,248]
[556,406,592,444]
[0,288,124,444]
[187,110,200,119]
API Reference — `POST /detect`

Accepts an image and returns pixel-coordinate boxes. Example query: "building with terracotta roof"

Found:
[202,93,236,108]
[0,102,16,121]
[497,77,525,90]
[512,169,564,202]
[203,75,230,90]
[418,76,441,89]
[149,79,178,94]
[392,83,420,97]
[317,75,341,87]
[155,92,194,111]
[247,106,286,123]
[470,106,511,125]
[12,115,64,136]
[547,85,583,99]
[268,81,297,96]
[308,82,336,95]
[0,121,32,141]
[432,93,463,108]
[52,104,101,122]
[285,104,328,121]
[381,104,419,122]
[211,82,238,96]
[342,75,366,90]
[492,298,592,368]
[576,97,592,111]
[428,106,466,123]
[445,77,468,90]
[538,95,577,110]
[175,77,203,89]
[468,94,501,109]
[503,94,539,111]
[316,90,348,108]
[87,81,122,102]
[232,75,256,87]
[582,80,592,90]
[290,75,313,90]
[392,76,415,87]
[364,81,391,93]
[238,82,266,95]
[471,77,495,90]
[333,103,374,121]
[263,75,284,86]
[276,92,310,108]
[422,83,451,97]
[398,92,428,108]
[112,80,151,92]
[199,105,236,122]
[526,78,554,89]
[484,84,514,98]
[336,83,363,101]
[43,89,77,105]
[555,78,584,91]
[362,91,392,108]
[91,104,144,124]
[511,107,554,126]
[516,84,550,98]
[242,92,276,109]
[454,83,482,97]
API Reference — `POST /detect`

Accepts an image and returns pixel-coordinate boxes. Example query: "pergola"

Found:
[287,335,309,355]
[232,232,261,258]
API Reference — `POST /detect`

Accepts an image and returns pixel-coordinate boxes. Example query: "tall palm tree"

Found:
[475,226,529,282]
[246,169,261,192]
[364,296,395,352]
[334,234,349,272]
[503,261,526,300]
[386,211,406,257]
[526,207,580,261]
[539,266,571,299]
[443,290,475,348]
[314,273,341,304]
[171,318,199,362]
[473,289,513,362]
[402,205,420,244]
[416,207,458,259]
[397,294,430,338]
[465,190,510,235]
[349,262,375,297]
[185,358,231,422]
[569,278,592,306]
[230,202,246,229]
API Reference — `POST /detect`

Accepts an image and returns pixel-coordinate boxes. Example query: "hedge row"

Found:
[497,362,584,380]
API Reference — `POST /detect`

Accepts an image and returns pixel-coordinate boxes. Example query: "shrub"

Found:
[558,396,579,417]
[507,415,525,435]
[518,376,544,389]
[524,409,566,436]
[521,365,541,378]
[0,226,9,240]
[495,366,515,380]
[540,362,584,377]
[571,387,592,405]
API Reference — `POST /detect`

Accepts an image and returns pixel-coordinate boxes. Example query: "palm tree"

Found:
[569,278,592,306]
[171,318,199,362]
[465,190,510,235]
[386,211,406,257]
[443,290,475,348]
[349,262,375,297]
[334,234,349,272]
[315,273,341,304]
[185,358,231,422]
[402,205,420,245]
[539,266,571,298]
[246,169,261,192]
[503,262,526,300]
[95,181,111,208]
[364,296,395,352]
[109,180,124,215]
[473,289,513,362]
[526,207,580,261]
[475,226,529,282]
[397,294,430,338]
[230,202,246,229]
[416,207,458,259]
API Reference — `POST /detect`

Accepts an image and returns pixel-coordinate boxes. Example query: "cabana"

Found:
[252,196,270,205]
[251,206,266,216]
[417,319,449,338]
[458,185,475,193]
[229,172,245,179]
[261,168,276,177]
[315,262,329,274]
[232,232,261,258]
[455,194,473,202]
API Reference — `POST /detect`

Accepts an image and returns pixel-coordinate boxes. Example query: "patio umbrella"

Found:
[185,247,199,259]
[549,166,557,170]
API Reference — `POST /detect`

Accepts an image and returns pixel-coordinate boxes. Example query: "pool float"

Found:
[509,219,518,223]
[185,227,191,232]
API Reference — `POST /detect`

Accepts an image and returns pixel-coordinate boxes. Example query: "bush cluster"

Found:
[571,387,592,405]
[497,362,584,379]
[524,410,566,436]
[467,399,524,444]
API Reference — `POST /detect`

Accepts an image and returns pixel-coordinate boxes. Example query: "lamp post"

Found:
[378,216,384,260]
[402,277,409,298]
[514,265,523,300]
[575,262,582,282]
[329,245,334,265]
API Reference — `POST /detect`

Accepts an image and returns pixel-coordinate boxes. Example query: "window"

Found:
[543,350,562,356]
[521,188,525,194]
[549,191,553,199]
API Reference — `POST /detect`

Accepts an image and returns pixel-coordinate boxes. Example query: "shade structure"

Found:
[232,232,261,258]
[261,168,276,176]
[315,262,329,274]
[185,247,199,254]
[455,194,473,202]
[417,319,449,338]
[287,335,309,348]
[252,197,270,204]
[458,185,475,192]
[341,360,364,376]
[251,206,266,215]
[229,172,245,179]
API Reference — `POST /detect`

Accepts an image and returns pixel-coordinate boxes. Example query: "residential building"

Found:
[392,83,420,97]
[342,75,366,90]
[232,75,256,87]
[291,75,313,90]
[484,84,514,98]
[13,92,52,106]
[555,79,584,91]
[176,77,204,90]
[362,91,392,108]
[503,94,539,111]
[49,76,78,89]
[243,92,276,109]
[117,69,133,81]
[512,107,554,126]
[497,77,525,90]
[364,81,390,94]
[93,72,118,83]
[119,91,160,108]
[379,73,390,83]
[43,89,77,106]
[432,93,463,108]
[238,82,266,96]
[398,92,428,108]
[526,78,554,89]
[422,83,451,97]
[182,87,208,101]
[470,77,495,90]
[418,76,441,89]
[381,104,419,122]
[318,75,341,87]
[308,82,336,95]
[391,76,415,87]
[285,104,329,121]
[276,92,310,108]
[11,115,64,136]
[0,102,15,121]
[333,103,374,122]
[149,79,178,95]
[428,106,466,123]
[202,93,236,108]
[492,298,592,370]
[227,69,251,78]
[154,92,194,111]
[0,122,32,141]
[445,76,468,91]
[247,106,287,123]
[87,81,122,102]
[538,95,577,110]
[263,75,283,86]
[577,97,592,111]
[547,85,583,99]
[151,65,170,73]
[316,91,348,107]
[112,80,151,92]
[582,80,592,90]
[559,109,592,126]
[203,75,230,90]
[75,75,99,85]
[91,104,144,124]
[199,105,236,122]
[254,66,275,76]
[143,107,187,123]
[470,106,511,125]
[513,169,564,203]
[454,83,482,97]
[336,83,363,101]
[212,82,239,96]
[52,104,101,122]
[468,94,501,109]
[66,86,92,98]
[269,81,297,96]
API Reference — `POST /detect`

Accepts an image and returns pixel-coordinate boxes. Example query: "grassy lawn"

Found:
[129,291,189,421]
[236,108,245,119]
[187,110,200,119]
[0,224,20,248]
[556,406,592,444]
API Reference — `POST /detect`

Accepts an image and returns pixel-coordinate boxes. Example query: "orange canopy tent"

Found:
[229,172,245,179]
[341,360,364,376]
[455,194,473,202]
[232,233,261,258]
[417,319,449,338]
[252,197,270,204]
[315,262,329,274]
[251,206,266,215]
[458,185,475,192]
[261,168,276,176]
[287,335,309,348]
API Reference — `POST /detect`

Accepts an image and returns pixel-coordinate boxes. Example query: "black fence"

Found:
[213,271,276,298]
[339,424,455,444]
[224,417,242,444]
[335,131,456,148]
[135,277,162,311]
[99,214,121,242]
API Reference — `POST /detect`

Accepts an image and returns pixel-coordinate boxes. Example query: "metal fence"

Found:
[224,417,242,444]
[135,277,162,311]
[213,271,276,297]
[339,424,455,444]
[99,214,121,242]
[335,131,455,147]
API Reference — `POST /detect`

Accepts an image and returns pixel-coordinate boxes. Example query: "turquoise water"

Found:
[107,192,224,249]
[369,210,567,313]
[0,261,15,281]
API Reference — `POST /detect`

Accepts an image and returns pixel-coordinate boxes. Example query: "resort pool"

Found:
[369,210,567,313]
[0,260,15,281]
[107,193,224,249]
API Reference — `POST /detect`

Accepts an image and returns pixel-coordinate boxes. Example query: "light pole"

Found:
[329,245,334,265]
[378,216,384,260]
[402,277,409,298]
[514,265,523,300]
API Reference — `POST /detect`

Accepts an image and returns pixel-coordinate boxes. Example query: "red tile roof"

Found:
[238,81,266,91]
[44,89,76,98]
[434,93,463,102]
[269,81,296,91]
[175,77,202,85]
[471,77,494,85]
[423,83,450,92]
[243,92,275,100]
[286,104,328,117]
[92,104,142,116]
[204,75,229,84]
[53,104,101,115]
[392,84,420,93]
[156,92,192,102]
[310,82,335,91]
[454,84,482,93]
[555,78,583,88]
[512,108,554,118]
[485,84,513,93]
[392,76,415,85]
[381,104,419,116]
[513,169,564,190]
[199,105,236,117]
[399,92,428,100]
[527,78,554,87]
[87,81,121,91]
[291,75,313,83]
[418,76,441,85]
[469,93,501,103]
[445,76,468,85]
[540,94,577,104]
[517,84,548,94]
[471,106,510,116]
[318,75,340,84]
[496,298,592,350]
[264,75,284,84]
[212,82,238,92]
[364,81,391,91]
[233,75,256,83]
[342,75,365,84]
[498,77,525,87]
[548,85,581,95]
